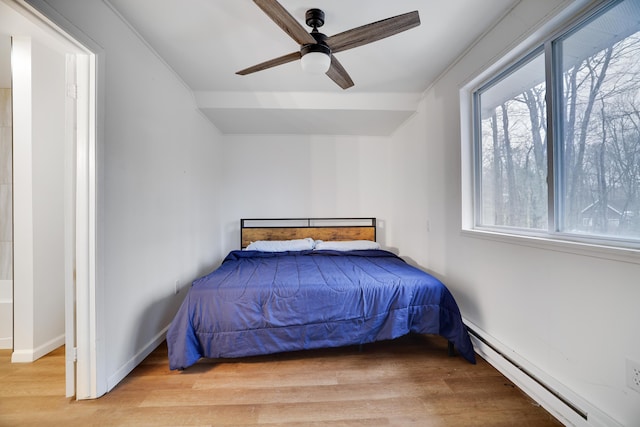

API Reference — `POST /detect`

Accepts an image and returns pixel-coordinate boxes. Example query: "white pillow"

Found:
[314,240,380,251]
[245,237,315,252]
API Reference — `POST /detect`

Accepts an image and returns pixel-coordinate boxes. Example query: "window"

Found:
[474,48,548,231]
[472,0,640,248]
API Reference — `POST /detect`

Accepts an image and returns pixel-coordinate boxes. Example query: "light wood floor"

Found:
[0,335,562,426]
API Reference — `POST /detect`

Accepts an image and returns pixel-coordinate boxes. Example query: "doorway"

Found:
[0,0,98,399]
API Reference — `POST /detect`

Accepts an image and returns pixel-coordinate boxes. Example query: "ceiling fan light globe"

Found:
[301,51,331,74]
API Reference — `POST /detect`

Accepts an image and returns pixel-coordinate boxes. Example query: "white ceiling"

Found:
[105,0,519,135]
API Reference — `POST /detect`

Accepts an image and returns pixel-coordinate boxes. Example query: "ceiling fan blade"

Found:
[253,0,316,46]
[236,51,301,75]
[326,55,354,90]
[326,11,420,54]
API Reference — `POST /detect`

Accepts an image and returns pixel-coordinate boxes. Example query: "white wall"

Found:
[11,35,66,362]
[33,0,225,392]
[219,134,396,254]
[31,37,66,354]
[218,103,433,269]
[410,1,640,426]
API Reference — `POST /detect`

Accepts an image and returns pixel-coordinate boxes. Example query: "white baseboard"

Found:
[106,326,169,392]
[11,334,64,363]
[464,318,623,427]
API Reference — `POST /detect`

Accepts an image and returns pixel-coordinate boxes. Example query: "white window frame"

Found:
[460,0,640,265]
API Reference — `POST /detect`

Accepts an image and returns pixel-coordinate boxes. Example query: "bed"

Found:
[167,218,476,369]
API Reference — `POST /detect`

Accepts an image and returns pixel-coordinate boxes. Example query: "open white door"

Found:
[64,52,77,398]
[72,49,99,400]
[64,49,96,400]
[64,50,95,399]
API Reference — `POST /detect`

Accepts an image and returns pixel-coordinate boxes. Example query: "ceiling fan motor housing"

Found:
[301,31,330,56]
[305,8,325,29]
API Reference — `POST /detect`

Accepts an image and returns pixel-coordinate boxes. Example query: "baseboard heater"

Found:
[466,326,588,421]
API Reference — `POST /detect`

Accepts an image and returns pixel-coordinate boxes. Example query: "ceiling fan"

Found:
[236,0,421,89]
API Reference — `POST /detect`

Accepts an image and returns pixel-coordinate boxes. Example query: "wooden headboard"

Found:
[240,218,376,249]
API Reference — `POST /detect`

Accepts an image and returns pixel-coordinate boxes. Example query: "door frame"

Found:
[7,0,102,399]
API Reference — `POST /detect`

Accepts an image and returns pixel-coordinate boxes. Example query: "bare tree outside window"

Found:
[477,51,547,230]
[559,25,640,238]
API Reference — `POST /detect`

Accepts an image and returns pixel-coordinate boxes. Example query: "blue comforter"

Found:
[167,250,475,369]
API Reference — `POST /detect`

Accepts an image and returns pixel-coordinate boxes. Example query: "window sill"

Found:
[461,228,640,265]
